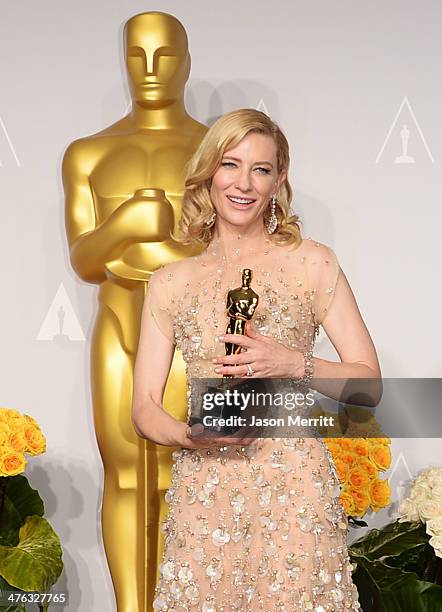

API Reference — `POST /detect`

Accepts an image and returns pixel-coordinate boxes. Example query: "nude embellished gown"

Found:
[147,237,361,612]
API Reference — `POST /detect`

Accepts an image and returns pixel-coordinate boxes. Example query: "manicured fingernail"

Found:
[214,367,221,373]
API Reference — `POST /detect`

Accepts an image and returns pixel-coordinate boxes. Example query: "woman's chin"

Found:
[219,210,262,229]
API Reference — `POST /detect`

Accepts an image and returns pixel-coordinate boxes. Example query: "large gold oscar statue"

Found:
[62,12,207,611]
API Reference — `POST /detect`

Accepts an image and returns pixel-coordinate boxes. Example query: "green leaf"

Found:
[349,516,368,528]
[350,520,428,560]
[0,516,63,593]
[0,476,44,547]
[0,575,26,612]
[383,542,430,574]
[352,556,442,612]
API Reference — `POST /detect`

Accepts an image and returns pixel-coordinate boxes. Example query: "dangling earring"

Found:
[205,211,216,226]
[266,195,278,234]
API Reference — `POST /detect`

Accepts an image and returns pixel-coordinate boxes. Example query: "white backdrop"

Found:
[1,1,441,609]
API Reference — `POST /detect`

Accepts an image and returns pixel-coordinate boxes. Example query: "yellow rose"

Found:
[369,437,391,446]
[9,430,27,453]
[348,486,371,517]
[369,478,391,511]
[23,414,40,429]
[23,423,46,456]
[0,408,22,423]
[339,490,355,515]
[369,443,391,471]
[358,457,378,480]
[3,411,24,431]
[348,466,371,491]
[0,422,10,447]
[333,458,350,484]
[0,450,27,476]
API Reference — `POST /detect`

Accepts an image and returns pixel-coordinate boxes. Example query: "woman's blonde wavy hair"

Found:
[173,108,302,247]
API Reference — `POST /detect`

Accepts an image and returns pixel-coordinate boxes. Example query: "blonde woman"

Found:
[132,109,380,610]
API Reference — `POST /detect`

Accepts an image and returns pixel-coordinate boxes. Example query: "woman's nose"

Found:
[235,169,253,191]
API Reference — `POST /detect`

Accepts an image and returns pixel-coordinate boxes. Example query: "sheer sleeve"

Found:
[305,241,341,326]
[145,267,175,345]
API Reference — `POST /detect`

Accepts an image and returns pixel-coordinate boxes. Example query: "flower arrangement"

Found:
[347,465,442,611]
[311,401,392,523]
[0,407,63,611]
[311,403,442,609]
[0,409,46,475]
[397,466,442,559]
[325,437,392,520]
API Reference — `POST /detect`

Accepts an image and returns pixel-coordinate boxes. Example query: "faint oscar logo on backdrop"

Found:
[376,96,434,164]
[256,98,270,117]
[387,450,413,519]
[0,113,20,167]
[37,282,86,344]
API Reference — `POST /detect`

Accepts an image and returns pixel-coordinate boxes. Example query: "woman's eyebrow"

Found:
[222,155,274,168]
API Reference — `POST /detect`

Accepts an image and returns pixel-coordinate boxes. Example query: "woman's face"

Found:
[209,132,287,233]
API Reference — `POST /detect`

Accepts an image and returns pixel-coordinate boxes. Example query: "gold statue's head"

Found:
[124,12,190,107]
[242,269,252,286]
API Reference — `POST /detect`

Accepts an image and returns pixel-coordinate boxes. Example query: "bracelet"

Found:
[298,348,314,387]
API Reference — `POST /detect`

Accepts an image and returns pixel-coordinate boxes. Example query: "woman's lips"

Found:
[226,195,257,209]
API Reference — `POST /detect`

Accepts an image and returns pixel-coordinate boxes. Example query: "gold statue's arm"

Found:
[63,141,134,284]
[132,289,186,447]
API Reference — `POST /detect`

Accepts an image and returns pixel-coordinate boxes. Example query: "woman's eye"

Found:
[221,162,270,174]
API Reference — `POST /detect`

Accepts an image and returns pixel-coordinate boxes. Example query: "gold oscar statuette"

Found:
[224,268,259,376]
[62,11,207,611]
[188,269,262,437]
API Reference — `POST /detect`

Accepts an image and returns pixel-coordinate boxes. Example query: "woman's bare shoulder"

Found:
[293,237,337,261]
[150,256,201,285]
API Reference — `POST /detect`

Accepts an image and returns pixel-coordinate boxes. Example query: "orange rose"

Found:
[348,487,370,516]
[358,457,378,480]
[0,450,26,476]
[369,443,391,471]
[333,458,350,484]
[369,479,391,511]
[337,438,354,452]
[340,451,358,467]
[339,490,355,515]
[348,467,371,491]
[352,439,369,458]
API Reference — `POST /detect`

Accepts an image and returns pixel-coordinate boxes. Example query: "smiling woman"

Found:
[132,108,379,610]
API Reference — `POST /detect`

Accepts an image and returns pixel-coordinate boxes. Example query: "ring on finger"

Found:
[245,363,254,377]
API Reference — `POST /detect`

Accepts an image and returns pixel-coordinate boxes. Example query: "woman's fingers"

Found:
[182,423,262,449]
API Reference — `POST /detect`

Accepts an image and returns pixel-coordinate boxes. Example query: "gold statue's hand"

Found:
[111,195,174,243]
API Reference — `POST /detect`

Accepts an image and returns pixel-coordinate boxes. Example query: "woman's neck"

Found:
[212,224,270,249]
[208,224,273,266]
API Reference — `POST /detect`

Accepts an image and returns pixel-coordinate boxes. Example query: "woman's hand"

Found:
[212,321,305,379]
[178,422,260,450]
